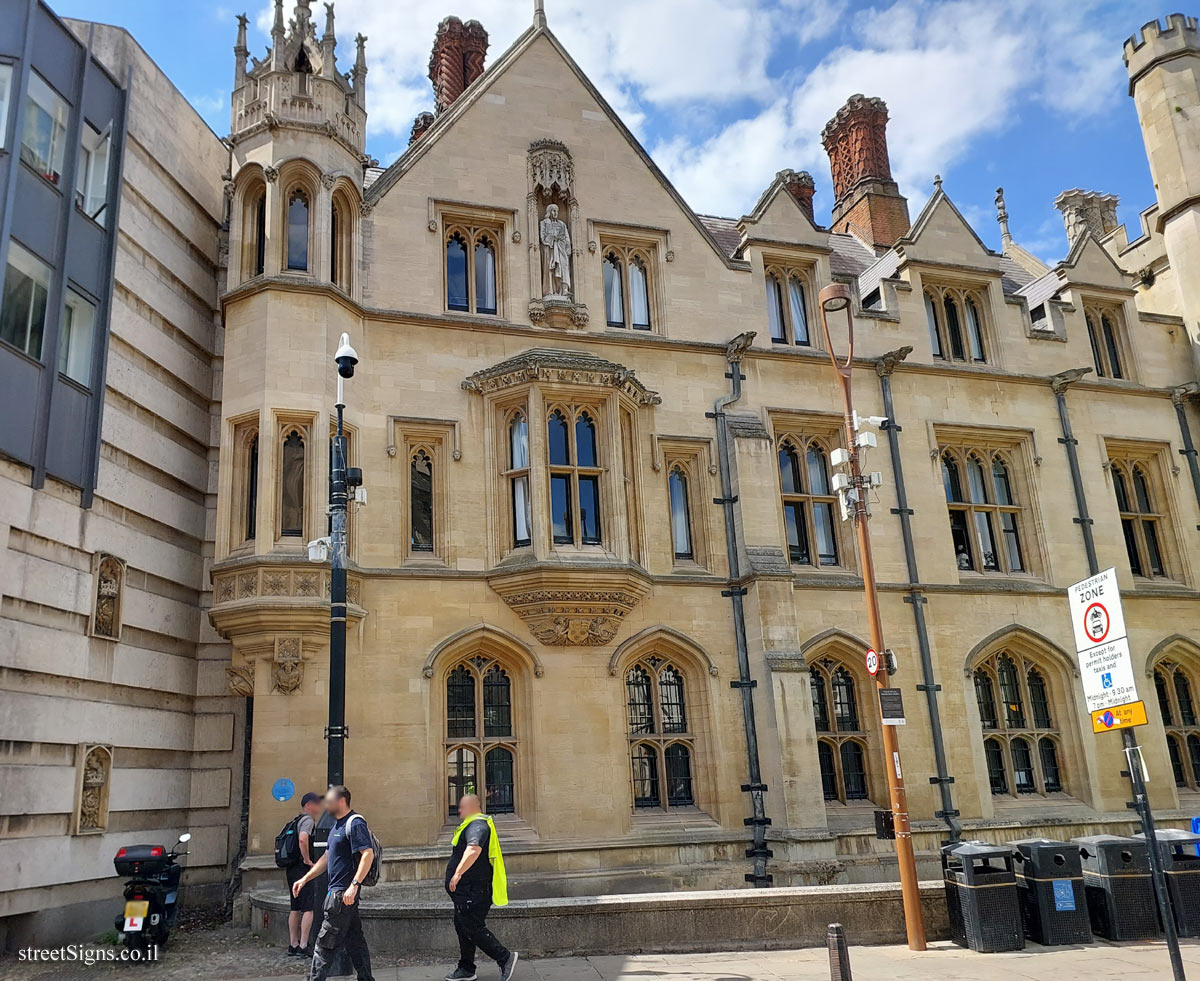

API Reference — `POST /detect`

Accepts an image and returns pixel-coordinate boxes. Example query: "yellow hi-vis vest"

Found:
[451,813,508,906]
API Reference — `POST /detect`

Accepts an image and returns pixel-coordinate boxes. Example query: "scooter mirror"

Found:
[178,833,192,843]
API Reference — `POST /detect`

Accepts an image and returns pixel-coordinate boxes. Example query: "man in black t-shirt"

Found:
[291,785,375,981]
[444,795,518,981]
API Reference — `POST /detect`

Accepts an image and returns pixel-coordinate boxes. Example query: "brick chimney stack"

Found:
[821,94,910,248]
[429,16,489,115]
[777,169,816,224]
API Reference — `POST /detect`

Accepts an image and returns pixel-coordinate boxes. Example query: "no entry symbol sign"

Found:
[1084,602,1110,644]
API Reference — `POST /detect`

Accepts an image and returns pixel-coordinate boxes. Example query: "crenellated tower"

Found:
[226,0,368,290]
[1125,13,1200,369]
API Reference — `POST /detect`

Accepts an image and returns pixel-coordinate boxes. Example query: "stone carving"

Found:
[529,615,621,646]
[570,303,589,328]
[272,636,304,693]
[462,347,661,406]
[528,138,575,198]
[227,663,254,696]
[539,203,572,298]
[294,572,321,597]
[262,570,290,595]
[237,572,259,599]
[875,345,913,378]
[527,299,546,325]
[263,165,279,183]
[1049,366,1094,395]
[321,172,337,189]
[75,745,112,834]
[359,200,373,218]
[216,576,236,604]
[489,568,652,647]
[92,555,124,639]
[724,331,756,363]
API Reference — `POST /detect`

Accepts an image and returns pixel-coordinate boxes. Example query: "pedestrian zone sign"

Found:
[1067,567,1146,729]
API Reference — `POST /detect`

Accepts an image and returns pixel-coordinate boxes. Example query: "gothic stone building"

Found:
[6,0,1200,942]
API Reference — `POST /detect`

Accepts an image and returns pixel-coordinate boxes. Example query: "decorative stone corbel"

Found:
[226,663,254,697]
[1049,366,1093,395]
[875,345,913,377]
[272,636,304,694]
[264,165,279,183]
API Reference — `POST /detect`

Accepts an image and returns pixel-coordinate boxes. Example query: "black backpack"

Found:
[346,814,383,886]
[274,814,304,868]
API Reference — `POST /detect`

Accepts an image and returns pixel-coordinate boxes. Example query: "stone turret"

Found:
[821,94,910,249]
[230,0,366,158]
[1125,13,1200,369]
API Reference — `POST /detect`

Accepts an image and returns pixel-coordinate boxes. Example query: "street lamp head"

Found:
[335,333,358,379]
[819,283,852,314]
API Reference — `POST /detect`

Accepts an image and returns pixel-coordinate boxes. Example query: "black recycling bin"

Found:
[1073,834,1159,940]
[1009,838,1093,945]
[942,841,1024,952]
[1135,828,1200,937]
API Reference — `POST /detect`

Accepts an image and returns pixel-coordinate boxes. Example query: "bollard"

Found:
[827,922,852,981]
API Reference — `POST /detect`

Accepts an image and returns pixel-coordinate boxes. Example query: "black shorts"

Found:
[287,864,315,911]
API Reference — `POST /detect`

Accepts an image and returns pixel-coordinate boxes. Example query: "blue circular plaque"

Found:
[272,778,295,802]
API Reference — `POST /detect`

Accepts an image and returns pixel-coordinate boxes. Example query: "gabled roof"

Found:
[899,184,996,259]
[365,21,743,268]
[1015,230,1130,310]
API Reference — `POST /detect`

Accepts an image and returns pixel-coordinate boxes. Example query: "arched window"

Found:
[1084,306,1126,379]
[1154,656,1200,791]
[667,466,693,561]
[600,243,656,330]
[330,190,353,291]
[625,658,697,811]
[973,650,1065,798]
[444,222,502,315]
[764,265,812,346]
[410,449,434,552]
[547,405,602,548]
[245,433,259,541]
[242,184,266,279]
[926,285,988,363]
[603,253,625,327]
[810,656,872,804]
[280,429,306,537]
[286,187,310,271]
[507,411,531,548]
[941,448,1027,575]
[1110,460,1166,579]
[446,232,468,311]
[777,437,840,568]
[445,656,518,814]
[474,234,497,315]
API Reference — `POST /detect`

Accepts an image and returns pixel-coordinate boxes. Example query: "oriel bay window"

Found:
[1109,457,1168,579]
[764,265,812,346]
[973,651,1064,797]
[924,285,988,363]
[810,657,870,803]
[777,436,839,568]
[279,427,306,538]
[941,448,1027,575]
[1154,655,1200,790]
[548,406,602,547]
[446,656,517,815]
[626,658,695,810]
[506,410,532,548]
[445,223,499,315]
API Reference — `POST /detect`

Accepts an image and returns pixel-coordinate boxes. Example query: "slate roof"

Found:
[697,215,743,259]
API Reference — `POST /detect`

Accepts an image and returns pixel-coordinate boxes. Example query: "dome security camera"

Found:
[335,332,358,379]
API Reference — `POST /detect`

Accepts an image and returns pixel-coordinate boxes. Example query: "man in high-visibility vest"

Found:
[444,795,518,981]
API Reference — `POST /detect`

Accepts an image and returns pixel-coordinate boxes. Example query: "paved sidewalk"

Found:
[243,939,1197,981]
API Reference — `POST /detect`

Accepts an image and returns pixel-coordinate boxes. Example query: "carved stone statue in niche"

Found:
[75,744,112,834]
[539,203,572,298]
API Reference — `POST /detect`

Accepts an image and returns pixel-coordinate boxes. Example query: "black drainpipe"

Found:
[708,332,771,887]
[1051,369,1100,573]
[1172,385,1200,522]
[875,348,961,843]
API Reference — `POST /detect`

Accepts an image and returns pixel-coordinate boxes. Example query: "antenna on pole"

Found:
[534,0,547,29]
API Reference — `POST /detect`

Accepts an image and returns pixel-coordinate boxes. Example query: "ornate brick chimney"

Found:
[409,111,435,145]
[821,94,910,248]
[429,16,489,114]
[777,169,816,224]
[1054,188,1119,245]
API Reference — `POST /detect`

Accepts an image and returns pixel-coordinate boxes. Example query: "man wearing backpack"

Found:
[283,792,322,956]
[291,785,376,981]
[444,794,519,981]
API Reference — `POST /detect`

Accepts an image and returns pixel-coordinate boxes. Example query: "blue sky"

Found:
[59,0,1168,262]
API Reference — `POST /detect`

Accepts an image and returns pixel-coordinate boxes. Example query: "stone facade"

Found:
[0,7,239,951]
[5,0,1200,947]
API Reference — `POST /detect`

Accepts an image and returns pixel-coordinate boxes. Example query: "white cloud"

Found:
[243,0,1130,216]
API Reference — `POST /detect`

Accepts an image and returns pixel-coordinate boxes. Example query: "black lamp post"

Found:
[326,331,358,787]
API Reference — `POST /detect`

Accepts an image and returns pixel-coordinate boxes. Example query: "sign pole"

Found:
[1068,568,1183,981]
[1122,727,1185,981]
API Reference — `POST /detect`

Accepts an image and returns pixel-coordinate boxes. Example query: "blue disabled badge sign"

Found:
[1052,879,1076,912]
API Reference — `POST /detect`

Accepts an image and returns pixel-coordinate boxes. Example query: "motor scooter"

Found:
[112,832,191,950]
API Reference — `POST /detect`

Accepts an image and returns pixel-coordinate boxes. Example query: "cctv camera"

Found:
[335,332,358,379]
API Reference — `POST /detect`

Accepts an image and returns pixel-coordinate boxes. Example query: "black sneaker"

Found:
[287,945,301,957]
[444,969,477,981]
[500,952,519,981]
